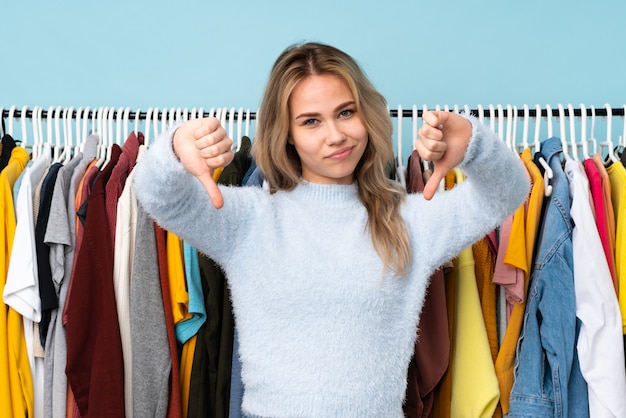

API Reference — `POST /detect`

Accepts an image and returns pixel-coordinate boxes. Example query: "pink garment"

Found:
[584,158,617,292]
[492,215,524,322]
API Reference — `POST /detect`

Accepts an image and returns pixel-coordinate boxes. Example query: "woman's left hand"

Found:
[414,110,472,200]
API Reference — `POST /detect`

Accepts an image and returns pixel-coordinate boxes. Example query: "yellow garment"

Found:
[448,168,499,417]
[495,149,544,413]
[0,147,33,418]
[180,334,197,418]
[450,247,500,417]
[594,154,617,294]
[607,161,626,332]
[472,238,498,363]
[167,232,192,325]
[170,166,222,416]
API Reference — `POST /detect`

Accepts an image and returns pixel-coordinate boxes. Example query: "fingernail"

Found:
[438,124,444,129]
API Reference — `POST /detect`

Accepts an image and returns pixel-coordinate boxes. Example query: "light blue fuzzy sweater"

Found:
[132,116,529,418]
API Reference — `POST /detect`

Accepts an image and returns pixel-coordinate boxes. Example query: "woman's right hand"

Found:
[172,117,234,209]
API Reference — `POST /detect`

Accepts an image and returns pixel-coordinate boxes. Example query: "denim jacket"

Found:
[508,137,589,417]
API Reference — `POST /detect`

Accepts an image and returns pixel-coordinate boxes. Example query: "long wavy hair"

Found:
[253,42,411,277]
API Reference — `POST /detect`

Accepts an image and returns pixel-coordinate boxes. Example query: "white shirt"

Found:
[565,159,626,417]
[4,143,52,418]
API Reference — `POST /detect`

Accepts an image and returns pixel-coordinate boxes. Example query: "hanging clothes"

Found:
[606,160,626,331]
[64,144,125,417]
[494,147,544,414]
[448,169,500,417]
[43,134,99,418]
[565,158,626,416]
[509,137,588,417]
[403,148,450,418]
[4,143,51,418]
[154,223,183,418]
[0,145,30,418]
[188,136,251,418]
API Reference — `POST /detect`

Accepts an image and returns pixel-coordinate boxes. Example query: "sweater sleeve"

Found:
[406,114,530,273]
[132,127,265,266]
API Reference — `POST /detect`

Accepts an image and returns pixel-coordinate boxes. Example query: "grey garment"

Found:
[43,136,99,418]
[131,201,170,418]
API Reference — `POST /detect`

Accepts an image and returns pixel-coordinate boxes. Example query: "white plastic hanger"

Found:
[95,107,106,167]
[176,108,183,125]
[7,105,17,138]
[420,104,430,172]
[567,104,579,161]
[237,107,244,149]
[602,103,619,163]
[579,103,591,160]
[488,104,496,132]
[60,106,73,164]
[545,104,554,139]
[522,104,530,152]
[20,105,29,150]
[31,106,41,160]
[133,108,140,137]
[497,104,505,144]
[168,108,175,130]
[533,104,553,196]
[121,107,130,141]
[533,104,542,151]
[115,107,123,146]
[477,104,485,125]
[504,104,513,150]
[621,104,626,151]
[46,105,54,152]
[52,106,63,162]
[34,106,46,160]
[151,109,160,138]
[228,107,236,150]
[219,107,228,129]
[161,108,170,135]
[511,105,521,155]
[80,107,91,153]
[144,108,153,146]
[100,107,115,169]
[411,105,418,152]
[73,107,82,156]
[557,104,571,161]
[245,109,252,138]
[396,104,406,188]
[397,104,403,164]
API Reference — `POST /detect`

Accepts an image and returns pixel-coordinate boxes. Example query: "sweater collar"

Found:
[291,181,360,204]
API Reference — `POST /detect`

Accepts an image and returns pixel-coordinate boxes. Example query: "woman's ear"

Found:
[287,135,294,145]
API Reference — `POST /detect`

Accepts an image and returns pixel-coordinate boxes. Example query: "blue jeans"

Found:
[508,137,589,417]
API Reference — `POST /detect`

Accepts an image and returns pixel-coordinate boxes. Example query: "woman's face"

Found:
[288,74,368,185]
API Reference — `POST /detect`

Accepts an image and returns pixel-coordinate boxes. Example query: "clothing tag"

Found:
[33,323,46,358]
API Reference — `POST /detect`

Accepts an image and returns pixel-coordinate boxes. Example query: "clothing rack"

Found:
[2,105,626,120]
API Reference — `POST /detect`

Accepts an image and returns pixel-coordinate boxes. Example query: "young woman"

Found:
[133,42,529,417]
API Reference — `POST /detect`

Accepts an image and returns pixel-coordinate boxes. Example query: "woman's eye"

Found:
[339,109,353,118]
[304,118,318,126]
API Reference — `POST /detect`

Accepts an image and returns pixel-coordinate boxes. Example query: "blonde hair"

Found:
[253,42,411,277]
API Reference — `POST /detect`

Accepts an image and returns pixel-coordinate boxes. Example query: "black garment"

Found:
[35,162,63,346]
[0,134,17,171]
[186,136,252,418]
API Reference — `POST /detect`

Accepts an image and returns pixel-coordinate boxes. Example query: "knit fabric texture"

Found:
[133,116,529,418]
